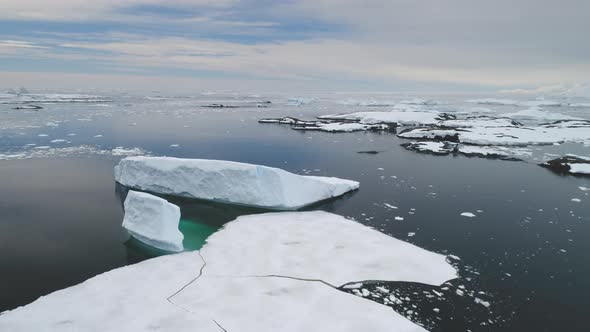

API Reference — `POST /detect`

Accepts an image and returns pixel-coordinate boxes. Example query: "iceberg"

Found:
[114,157,359,210]
[0,211,455,332]
[122,191,184,252]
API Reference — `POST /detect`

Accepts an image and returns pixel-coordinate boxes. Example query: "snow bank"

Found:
[0,211,456,332]
[122,191,184,252]
[114,157,359,210]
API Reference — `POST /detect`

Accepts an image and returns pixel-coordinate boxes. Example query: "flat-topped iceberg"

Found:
[114,157,359,210]
[0,211,455,332]
[122,191,184,252]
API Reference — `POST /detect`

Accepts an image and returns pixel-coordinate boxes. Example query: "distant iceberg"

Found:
[115,157,359,210]
[122,191,184,252]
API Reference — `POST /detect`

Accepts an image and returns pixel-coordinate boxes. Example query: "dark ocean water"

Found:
[0,93,589,331]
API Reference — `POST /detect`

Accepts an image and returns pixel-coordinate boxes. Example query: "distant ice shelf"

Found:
[114,156,359,210]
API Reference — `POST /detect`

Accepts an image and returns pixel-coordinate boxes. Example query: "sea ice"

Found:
[319,110,446,126]
[200,211,456,286]
[114,157,359,210]
[461,212,476,218]
[0,211,456,332]
[122,191,184,252]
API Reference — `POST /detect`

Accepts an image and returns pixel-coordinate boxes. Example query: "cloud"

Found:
[0,0,588,91]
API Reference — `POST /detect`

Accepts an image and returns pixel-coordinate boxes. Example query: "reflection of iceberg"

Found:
[122,191,184,252]
[115,157,359,210]
[0,211,456,332]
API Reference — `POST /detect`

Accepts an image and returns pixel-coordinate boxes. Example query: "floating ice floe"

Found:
[338,99,398,107]
[0,93,111,104]
[541,155,590,176]
[568,103,590,108]
[398,120,590,146]
[114,157,359,210]
[467,98,563,107]
[0,211,456,332]
[259,117,392,132]
[318,110,449,126]
[0,146,148,161]
[401,141,531,160]
[460,212,476,218]
[122,191,183,252]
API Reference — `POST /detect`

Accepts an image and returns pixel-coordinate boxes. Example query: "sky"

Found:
[0,0,588,93]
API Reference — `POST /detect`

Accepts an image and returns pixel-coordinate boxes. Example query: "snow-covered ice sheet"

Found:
[201,211,456,286]
[114,157,359,210]
[0,211,456,332]
[399,122,590,146]
[122,191,184,252]
[318,110,446,126]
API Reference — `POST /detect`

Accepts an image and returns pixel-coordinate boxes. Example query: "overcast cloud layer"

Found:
[0,0,588,92]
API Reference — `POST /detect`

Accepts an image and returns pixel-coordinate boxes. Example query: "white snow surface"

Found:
[569,164,590,175]
[399,123,590,146]
[122,191,184,252]
[114,157,359,210]
[201,211,456,286]
[319,110,442,126]
[0,211,458,332]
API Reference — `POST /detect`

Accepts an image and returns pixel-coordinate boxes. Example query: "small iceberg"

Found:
[115,157,359,210]
[122,191,184,252]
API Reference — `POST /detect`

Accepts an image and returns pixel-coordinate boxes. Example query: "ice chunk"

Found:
[122,191,183,252]
[114,157,359,210]
[460,212,476,218]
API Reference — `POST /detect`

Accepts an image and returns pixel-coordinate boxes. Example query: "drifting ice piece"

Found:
[122,191,183,252]
[115,157,359,210]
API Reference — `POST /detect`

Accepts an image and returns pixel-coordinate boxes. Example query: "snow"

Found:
[460,212,476,218]
[0,211,456,332]
[114,157,359,210]
[319,110,444,126]
[569,164,590,175]
[569,103,590,108]
[399,123,590,146]
[122,191,184,252]
[201,211,456,286]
